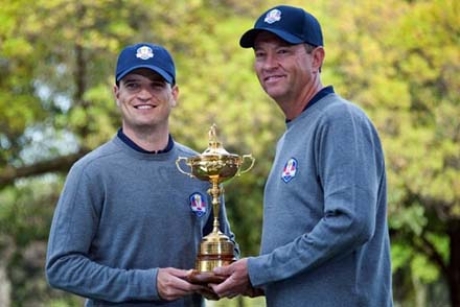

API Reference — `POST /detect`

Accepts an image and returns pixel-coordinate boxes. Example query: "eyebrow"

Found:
[254,41,296,49]
[122,76,140,82]
[122,75,165,84]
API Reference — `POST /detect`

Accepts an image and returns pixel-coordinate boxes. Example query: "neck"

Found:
[281,82,323,120]
[122,125,169,152]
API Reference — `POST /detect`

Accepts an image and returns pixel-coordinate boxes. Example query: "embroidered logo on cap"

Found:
[189,192,207,217]
[264,9,282,24]
[136,46,154,60]
[281,158,298,183]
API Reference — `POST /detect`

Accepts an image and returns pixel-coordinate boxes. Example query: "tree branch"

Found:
[0,150,89,189]
[415,230,449,277]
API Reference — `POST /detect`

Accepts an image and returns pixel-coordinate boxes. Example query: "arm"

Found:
[248,104,383,286]
[213,102,385,295]
[45,163,204,302]
[248,103,384,286]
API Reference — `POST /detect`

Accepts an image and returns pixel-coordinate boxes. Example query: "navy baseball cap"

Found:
[115,43,176,84]
[240,5,323,48]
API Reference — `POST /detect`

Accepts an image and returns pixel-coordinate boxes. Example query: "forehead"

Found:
[253,31,291,48]
[122,68,165,82]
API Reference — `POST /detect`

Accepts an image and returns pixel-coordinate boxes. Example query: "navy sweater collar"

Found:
[286,85,335,123]
[117,128,174,154]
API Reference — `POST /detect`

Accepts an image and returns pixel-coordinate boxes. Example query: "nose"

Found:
[261,52,278,71]
[137,86,152,100]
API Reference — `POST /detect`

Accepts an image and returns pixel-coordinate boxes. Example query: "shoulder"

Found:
[70,138,121,174]
[313,94,372,127]
[322,94,365,114]
[173,142,200,157]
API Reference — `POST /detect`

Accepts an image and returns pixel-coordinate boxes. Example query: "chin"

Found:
[265,89,283,100]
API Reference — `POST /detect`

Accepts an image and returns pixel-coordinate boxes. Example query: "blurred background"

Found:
[0,0,458,306]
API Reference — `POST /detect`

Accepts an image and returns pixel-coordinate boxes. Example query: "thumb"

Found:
[213,264,231,276]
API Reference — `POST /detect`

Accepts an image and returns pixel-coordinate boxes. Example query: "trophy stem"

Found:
[209,176,222,234]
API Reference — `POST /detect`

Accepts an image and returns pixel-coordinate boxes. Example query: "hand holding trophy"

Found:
[176,124,254,284]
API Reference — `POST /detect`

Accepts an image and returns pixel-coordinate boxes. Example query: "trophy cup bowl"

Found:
[176,124,254,284]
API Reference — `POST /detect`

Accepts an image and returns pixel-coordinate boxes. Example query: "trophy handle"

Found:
[176,157,194,178]
[238,154,255,174]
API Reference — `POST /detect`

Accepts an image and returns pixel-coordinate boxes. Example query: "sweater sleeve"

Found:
[248,102,384,287]
[45,163,161,302]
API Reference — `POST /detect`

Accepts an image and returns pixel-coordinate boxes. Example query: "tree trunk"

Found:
[0,264,11,307]
[448,221,460,307]
[0,237,13,307]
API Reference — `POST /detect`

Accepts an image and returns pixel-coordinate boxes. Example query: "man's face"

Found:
[253,32,318,104]
[114,68,178,133]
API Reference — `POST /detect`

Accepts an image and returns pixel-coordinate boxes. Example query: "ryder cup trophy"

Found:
[176,124,254,284]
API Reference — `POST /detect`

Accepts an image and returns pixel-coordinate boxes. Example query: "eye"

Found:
[151,81,165,88]
[125,81,140,90]
[149,81,167,91]
[276,47,290,55]
[254,50,266,59]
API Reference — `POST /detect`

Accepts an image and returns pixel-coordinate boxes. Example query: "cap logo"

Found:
[264,9,282,24]
[136,46,154,60]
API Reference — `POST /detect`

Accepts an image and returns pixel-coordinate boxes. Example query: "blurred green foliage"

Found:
[0,0,458,306]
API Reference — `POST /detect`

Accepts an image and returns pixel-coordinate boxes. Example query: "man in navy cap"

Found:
[211,5,393,306]
[46,42,238,306]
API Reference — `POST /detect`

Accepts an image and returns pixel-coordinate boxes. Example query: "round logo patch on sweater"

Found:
[189,192,207,217]
[281,158,298,183]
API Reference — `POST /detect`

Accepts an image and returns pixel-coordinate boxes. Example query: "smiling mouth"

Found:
[134,105,155,109]
[265,75,283,82]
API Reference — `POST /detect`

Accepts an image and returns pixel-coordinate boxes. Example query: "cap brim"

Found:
[239,28,304,48]
[116,65,173,84]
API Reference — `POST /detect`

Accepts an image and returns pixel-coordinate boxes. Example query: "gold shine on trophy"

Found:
[176,124,254,284]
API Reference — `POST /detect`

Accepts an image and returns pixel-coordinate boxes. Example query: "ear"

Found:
[312,47,325,73]
[170,84,179,107]
[113,84,120,107]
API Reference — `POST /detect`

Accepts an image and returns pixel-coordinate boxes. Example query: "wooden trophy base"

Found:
[186,251,235,285]
[186,269,227,285]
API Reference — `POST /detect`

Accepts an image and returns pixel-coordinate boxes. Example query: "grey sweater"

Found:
[247,94,393,306]
[46,136,237,306]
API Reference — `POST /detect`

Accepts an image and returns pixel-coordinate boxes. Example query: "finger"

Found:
[166,268,190,279]
[210,278,234,296]
[165,269,205,291]
[174,277,204,292]
[213,265,231,276]
[158,270,203,299]
[161,282,204,300]
[225,290,240,299]
[197,288,220,301]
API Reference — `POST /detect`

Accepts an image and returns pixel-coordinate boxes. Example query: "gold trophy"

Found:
[176,124,254,284]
